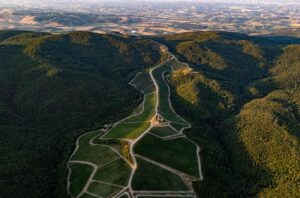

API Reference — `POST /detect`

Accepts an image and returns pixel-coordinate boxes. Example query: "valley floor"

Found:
[67,52,203,198]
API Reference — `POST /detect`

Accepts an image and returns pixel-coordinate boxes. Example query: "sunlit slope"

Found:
[161,32,300,196]
[104,68,157,140]
[223,45,300,196]
[225,89,300,197]
[152,62,189,130]
[104,92,157,139]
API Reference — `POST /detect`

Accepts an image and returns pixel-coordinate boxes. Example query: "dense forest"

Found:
[156,31,300,197]
[0,30,299,197]
[0,30,166,197]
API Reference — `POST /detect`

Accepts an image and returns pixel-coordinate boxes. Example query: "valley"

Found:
[1,30,299,198]
[67,49,203,198]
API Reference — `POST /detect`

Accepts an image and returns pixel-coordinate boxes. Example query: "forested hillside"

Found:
[0,31,166,197]
[158,32,300,197]
[1,30,299,197]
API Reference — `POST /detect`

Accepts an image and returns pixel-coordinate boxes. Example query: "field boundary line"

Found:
[160,64,204,181]
[91,180,125,188]
[136,155,198,182]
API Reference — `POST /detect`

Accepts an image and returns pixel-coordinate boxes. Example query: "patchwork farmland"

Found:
[67,51,203,198]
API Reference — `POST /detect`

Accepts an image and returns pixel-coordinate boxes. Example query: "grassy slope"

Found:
[105,92,156,139]
[130,71,154,92]
[170,122,188,132]
[71,131,119,166]
[93,158,131,186]
[132,157,188,191]
[161,32,300,196]
[69,163,94,197]
[126,93,157,122]
[150,126,178,137]
[0,30,164,198]
[153,64,173,115]
[135,134,199,177]
[87,181,122,197]
[153,63,187,125]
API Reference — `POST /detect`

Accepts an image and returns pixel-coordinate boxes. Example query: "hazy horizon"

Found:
[1,0,300,5]
[1,0,299,35]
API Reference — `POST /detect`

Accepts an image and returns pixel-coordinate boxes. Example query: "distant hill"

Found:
[263,29,300,38]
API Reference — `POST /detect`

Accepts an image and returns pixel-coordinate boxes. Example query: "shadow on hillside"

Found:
[167,79,275,197]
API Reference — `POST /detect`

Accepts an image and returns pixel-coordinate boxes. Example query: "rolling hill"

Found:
[157,31,300,197]
[0,31,166,198]
[0,30,299,197]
